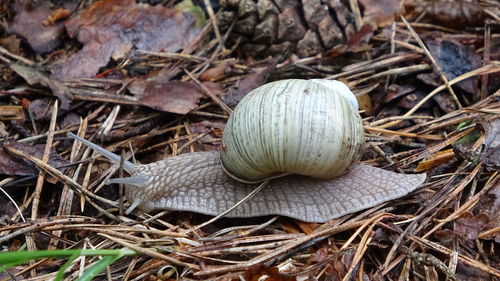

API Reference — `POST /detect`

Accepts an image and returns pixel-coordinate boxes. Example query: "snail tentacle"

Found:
[68,132,137,174]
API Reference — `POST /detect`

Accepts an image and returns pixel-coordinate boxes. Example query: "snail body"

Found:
[69,79,426,222]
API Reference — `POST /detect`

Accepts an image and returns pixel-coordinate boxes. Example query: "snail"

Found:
[68,79,426,223]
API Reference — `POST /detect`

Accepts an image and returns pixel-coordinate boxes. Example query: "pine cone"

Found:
[219,0,356,58]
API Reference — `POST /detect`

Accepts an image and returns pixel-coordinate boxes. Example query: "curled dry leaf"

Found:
[415,149,455,172]
[52,0,202,79]
[7,2,66,54]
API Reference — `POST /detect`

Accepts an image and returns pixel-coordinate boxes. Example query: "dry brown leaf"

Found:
[415,149,455,172]
[200,59,237,82]
[0,35,22,55]
[0,141,69,177]
[10,64,73,109]
[456,212,489,240]
[7,1,66,54]
[406,0,489,29]
[130,77,221,114]
[52,0,202,79]
[222,59,277,106]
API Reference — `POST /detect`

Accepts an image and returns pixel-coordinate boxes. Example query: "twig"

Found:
[184,69,233,114]
[400,16,461,108]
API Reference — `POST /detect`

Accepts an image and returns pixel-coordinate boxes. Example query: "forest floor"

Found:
[0,0,499,280]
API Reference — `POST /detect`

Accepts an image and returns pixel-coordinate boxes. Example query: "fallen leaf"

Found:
[28,99,52,121]
[130,73,222,114]
[479,118,500,169]
[10,64,72,110]
[383,84,417,104]
[345,25,374,52]
[200,59,237,82]
[0,195,18,221]
[52,0,203,79]
[396,91,430,110]
[0,141,69,177]
[423,37,481,96]
[360,0,403,27]
[456,260,494,281]
[0,35,22,55]
[7,1,66,54]
[406,0,489,29]
[60,112,81,129]
[455,212,489,240]
[415,149,455,172]
[468,180,500,243]
[222,59,277,106]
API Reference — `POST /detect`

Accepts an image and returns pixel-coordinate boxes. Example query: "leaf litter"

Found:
[51,0,203,79]
[0,0,499,280]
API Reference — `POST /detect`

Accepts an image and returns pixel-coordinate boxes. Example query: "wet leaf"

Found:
[360,0,403,27]
[0,141,69,177]
[7,1,67,54]
[10,64,72,109]
[455,212,489,240]
[52,0,202,79]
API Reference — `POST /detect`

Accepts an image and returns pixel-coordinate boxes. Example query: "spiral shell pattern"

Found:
[221,79,365,182]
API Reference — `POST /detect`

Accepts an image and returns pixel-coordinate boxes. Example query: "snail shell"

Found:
[221,79,365,182]
[67,79,426,222]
